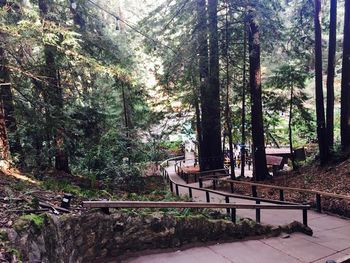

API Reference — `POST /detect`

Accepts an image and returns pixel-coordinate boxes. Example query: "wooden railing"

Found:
[83,200,309,225]
[202,176,350,213]
[160,157,310,226]
[82,157,310,227]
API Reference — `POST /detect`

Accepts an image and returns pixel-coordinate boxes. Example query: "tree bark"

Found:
[199,0,223,171]
[248,8,269,181]
[289,86,295,170]
[39,0,70,173]
[240,23,247,178]
[0,1,21,158]
[194,86,202,166]
[0,101,9,160]
[224,2,235,178]
[69,0,85,29]
[0,46,10,161]
[326,0,337,151]
[314,0,328,164]
[341,0,350,150]
[197,0,209,171]
[0,82,21,155]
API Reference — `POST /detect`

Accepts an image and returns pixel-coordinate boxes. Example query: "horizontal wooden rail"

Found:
[191,168,229,176]
[208,177,350,201]
[83,201,309,210]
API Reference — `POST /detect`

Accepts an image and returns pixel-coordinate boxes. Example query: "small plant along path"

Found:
[125,161,350,263]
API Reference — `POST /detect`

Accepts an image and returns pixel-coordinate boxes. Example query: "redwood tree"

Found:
[0,1,20,159]
[326,0,337,151]
[224,2,235,178]
[314,0,328,164]
[198,0,223,171]
[197,0,209,171]
[341,0,350,150]
[39,0,70,173]
[241,23,248,178]
[0,49,10,161]
[248,8,269,181]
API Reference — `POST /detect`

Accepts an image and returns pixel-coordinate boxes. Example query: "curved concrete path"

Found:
[124,162,350,263]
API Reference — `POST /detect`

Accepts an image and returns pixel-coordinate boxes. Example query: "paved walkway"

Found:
[125,162,350,263]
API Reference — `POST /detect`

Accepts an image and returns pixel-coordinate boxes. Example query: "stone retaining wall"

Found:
[6,211,312,263]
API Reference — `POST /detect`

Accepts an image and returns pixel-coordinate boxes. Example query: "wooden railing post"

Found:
[101,207,110,214]
[231,208,236,224]
[199,178,203,188]
[189,187,193,199]
[175,184,179,196]
[170,181,173,193]
[303,208,308,226]
[206,191,210,203]
[256,200,261,223]
[230,182,234,193]
[252,185,257,197]
[316,194,321,213]
[213,179,216,190]
[279,189,284,201]
[225,196,230,215]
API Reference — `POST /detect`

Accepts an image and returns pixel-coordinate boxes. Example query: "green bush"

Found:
[99,163,146,193]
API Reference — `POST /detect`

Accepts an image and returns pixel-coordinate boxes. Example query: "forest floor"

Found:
[0,162,203,262]
[0,168,90,229]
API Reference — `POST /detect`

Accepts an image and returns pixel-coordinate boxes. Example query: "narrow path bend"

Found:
[125,162,350,263]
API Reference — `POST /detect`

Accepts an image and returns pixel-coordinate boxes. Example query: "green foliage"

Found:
[264,63,316,146]
[160,140,182,152]
[1,0,345,181]
[42,178,110,198]
[14,214,46,232]
[99,163,146,193]
[8,248,21,260]
[42,179,83,196]
[0,230,8,242]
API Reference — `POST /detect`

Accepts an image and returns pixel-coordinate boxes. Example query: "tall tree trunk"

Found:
[197,0,209,171]
[248,8,269,181]
[200,0,223,171]
[224,2,235,178]
[1,83,21,155]
[69,0,85,29]
[289,86,295,170]
[39,0,69,173]
[121,83,132,164]
[0,47,10,161]
[54,69,69,172]
[240,23,247,178]
[314,0,328,164]
[0,1,21,158]
[194,86,202,166]
[0,101,9,161]
[341,0,350,150]
[326,0,337,151]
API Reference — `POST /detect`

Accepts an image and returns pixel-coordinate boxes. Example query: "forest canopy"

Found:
[0,0,349,181]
